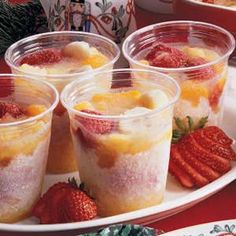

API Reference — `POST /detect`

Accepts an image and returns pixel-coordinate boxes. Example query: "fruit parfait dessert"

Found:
[123,21,235,126]
[0,75,58,223]
[61,69,180,216]
[5,32,120,174]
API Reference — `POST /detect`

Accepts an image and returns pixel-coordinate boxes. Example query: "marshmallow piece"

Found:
[140,89,169,109]
[62,41,91,60]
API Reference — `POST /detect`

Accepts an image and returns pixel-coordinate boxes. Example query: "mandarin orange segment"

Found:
[91,90,142,114]
[82,53,108,69]
[74,101,94,111]
[181,80,209,106]
[26,104,47,116]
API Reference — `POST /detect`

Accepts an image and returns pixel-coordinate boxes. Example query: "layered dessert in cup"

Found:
[5,31,120,173]
[61,69,180,216]
[0,75,58,223]
[123,21,235,126]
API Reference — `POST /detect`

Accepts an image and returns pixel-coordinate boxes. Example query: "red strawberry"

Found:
[145,43,188,68]
[209,81,225,111]
[170,144,209,187]
[0,78,14,98]
[19,48,62,66]
[169,147,194,188]
[78,109,115,134]
[186,57,215,80]
[0,101,24,119]
[32,182,70,224]
[169,122,235,188]
[32,180,97,224]
[63,189,97,222]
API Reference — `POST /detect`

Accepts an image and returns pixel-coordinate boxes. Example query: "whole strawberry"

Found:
[32,179,97,224]
[63,189,97,222]
[145,43,188,68]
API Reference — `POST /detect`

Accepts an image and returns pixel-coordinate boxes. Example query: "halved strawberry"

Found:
[78,109,115,134]
[186,57,215,80]
[19,48,62,66]
[0,101,24,119]
[145,43,188,68]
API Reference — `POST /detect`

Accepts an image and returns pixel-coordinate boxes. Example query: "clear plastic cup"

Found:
[0,74,58,223]
[61,69,180,216]
[5,31,120,173]
[123,21,235,126]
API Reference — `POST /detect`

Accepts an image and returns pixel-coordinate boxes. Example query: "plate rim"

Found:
[0,166,235,232]
[161,219,236,235]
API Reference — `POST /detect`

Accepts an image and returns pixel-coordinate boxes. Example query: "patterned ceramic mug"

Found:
[40,0,136,44]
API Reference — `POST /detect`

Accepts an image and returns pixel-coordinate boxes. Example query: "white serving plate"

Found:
[184,0,236,11]
[162,219,236,235]
[0,68,236,234]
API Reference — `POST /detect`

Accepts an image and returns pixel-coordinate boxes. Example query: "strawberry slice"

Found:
[19,48,62,66]
[170,144,209,187]
[145,43,188,68]
[181,134,231,174]
[78,109,115,134]
[202,126,233,147]
[169,149,194,188]
[186,57,215,80]
[0,101,24,119]
[192,129,236,160]
[178,142,220,182]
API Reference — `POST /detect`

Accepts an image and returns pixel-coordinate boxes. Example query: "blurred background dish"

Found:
[135,0,174,14]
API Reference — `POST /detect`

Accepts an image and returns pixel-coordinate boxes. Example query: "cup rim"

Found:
[60,68,180,120]
[0,74,59,127]
[122,20,236,73]
[5,31,120,79]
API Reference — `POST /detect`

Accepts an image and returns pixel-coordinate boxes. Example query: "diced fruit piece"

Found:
[78,109,115,134]
[32,180,97,224]
[62,41,91,60]
[186,57,215,80]
[139,60,149,66]
[0,101,24,119]
[26,104,47,116]
[74,101,94,111]
[182,47,206,59]
[20,48,62,66]
[209,77,226,112]
[140,89,169,109]
[145,43,188,68]
[81,53,108,69]
[119,107,151,134]
[169,124,235,188]
[180,80,209,106]
[63,188,97,222]
[91,90,142,114]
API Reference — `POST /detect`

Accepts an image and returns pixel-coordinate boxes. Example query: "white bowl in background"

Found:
[135,0,173,14]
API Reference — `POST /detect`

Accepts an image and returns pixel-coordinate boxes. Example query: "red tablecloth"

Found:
[0,4,235,236]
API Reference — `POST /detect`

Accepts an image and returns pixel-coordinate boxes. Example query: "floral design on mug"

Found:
[47,0,135,44]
